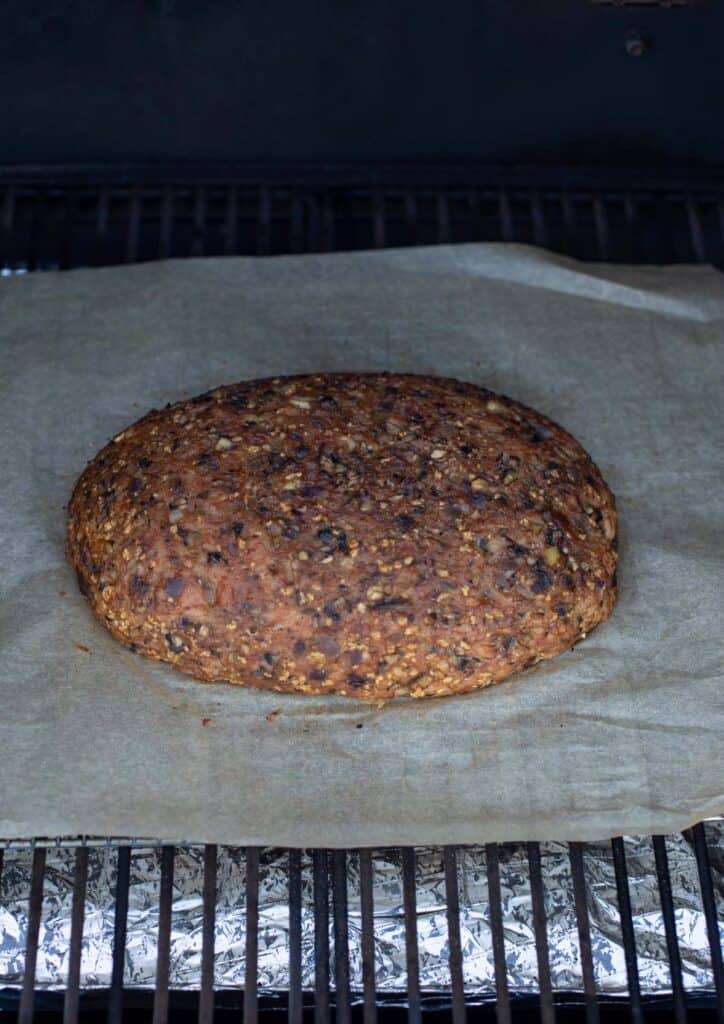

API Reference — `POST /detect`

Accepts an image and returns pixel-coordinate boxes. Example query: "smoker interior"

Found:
[0,166,723,1024]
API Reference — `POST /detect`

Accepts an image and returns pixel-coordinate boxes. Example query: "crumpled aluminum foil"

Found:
[0,829,722,996]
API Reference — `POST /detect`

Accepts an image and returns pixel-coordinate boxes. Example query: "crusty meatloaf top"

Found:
[67,373,617,700]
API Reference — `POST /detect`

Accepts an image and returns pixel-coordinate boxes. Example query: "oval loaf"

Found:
[67,373,617,700]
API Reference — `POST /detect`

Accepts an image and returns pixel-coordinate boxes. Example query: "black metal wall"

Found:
[1,0,723,166]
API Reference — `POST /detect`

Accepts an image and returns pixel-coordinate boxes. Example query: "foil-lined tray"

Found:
[1,830,722,995]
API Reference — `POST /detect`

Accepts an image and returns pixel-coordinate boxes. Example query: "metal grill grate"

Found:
[1,165,724,272]
[0,831,722,1022]
[0,163,723,1022]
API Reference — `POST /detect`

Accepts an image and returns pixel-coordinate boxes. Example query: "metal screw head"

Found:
[624,27,649,57]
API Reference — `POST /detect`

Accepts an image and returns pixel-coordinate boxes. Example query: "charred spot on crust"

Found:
[371,597,409,611]
[316,525,349,555]
[264,452,294,476]
[165,577,186,598]
[129,575,149,596]
[225,393,249,409]
[164,633,185,653]
[531,561,553,593]
[75,569,91,599]
[505,536,527,558]
[323,603,341,622]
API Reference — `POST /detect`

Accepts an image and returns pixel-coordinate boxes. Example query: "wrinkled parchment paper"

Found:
[1,245,722,846]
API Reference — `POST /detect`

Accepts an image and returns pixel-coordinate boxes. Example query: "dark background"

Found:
[2,0,723,167]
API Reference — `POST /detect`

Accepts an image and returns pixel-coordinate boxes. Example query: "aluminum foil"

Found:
[1,830,722,996]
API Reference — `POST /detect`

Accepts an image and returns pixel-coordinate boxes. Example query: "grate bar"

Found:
[467,189,482,243]
[27,190,44,273]
[223,186,238,256]
[191,186,206,258]
[95,185,110,264]
[306,194,321,253]
[152,846,175,1024]
[245,847,260,1024]
[63,846,89,1024]
[401,848,422,1024]
[158,185,174,260]
[258,186,271,256]
[624,194,639,263]
[124,187,141,265]
[199,844,217,1024]
[18,847,46,1024]
[443,846,467,1024]
[107,846,131,1024]
[531,191,548,249]
[404,191,419,246]
[569,844,599,1024]
[59,190,74,271]
[290,192,304,254]
[372,191,386,249]
[288,850,303,1024]
[686,196,707,262]
[527,843,556,1024]
[593,195,612,261]
[611,838,643,1024]
[1,184,17,267]
[333,851,351,1024]
[486,844,511,1024]
[313,850,330,1024]
[498,189,514,243]
[689,823,724,1022]
[652,836,687,1024]
[322,191,336,253]
[561,192,576,258]
[359,849,377,1024]
[436,192,451,244]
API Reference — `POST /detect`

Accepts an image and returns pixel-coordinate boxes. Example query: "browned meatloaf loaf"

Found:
[67,373,617,700]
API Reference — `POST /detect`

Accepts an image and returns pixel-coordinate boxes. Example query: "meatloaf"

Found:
[67,373,617,700]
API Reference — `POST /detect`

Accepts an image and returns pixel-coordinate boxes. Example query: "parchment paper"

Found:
[1,244,723,847]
